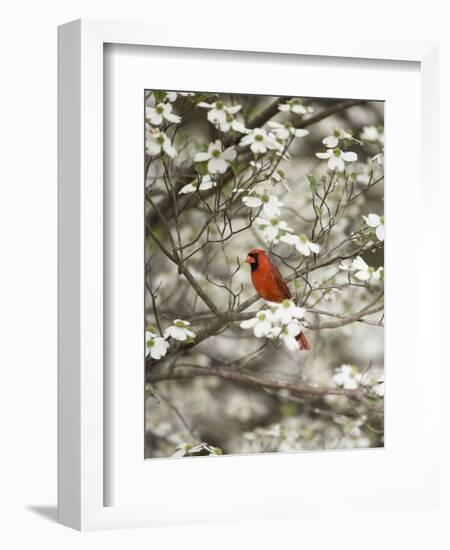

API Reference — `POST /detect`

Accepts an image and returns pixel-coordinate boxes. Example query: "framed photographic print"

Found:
[58,19,440,530]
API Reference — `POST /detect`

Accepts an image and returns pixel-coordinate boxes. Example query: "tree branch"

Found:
[147,364,362,400]
[306,293,384,330]
[145,242,384,368]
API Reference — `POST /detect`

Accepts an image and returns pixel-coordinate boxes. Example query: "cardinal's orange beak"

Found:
[245,255,255,264]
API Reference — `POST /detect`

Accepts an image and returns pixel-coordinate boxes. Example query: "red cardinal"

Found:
[245,248,311,350]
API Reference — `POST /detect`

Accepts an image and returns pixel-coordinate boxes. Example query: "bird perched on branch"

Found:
[245,248,311,350]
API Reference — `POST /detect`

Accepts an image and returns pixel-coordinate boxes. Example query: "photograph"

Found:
[144,90,385,459]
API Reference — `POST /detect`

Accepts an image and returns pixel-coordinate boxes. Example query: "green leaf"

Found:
[153,91,166,104]
[307,175,317,194]
[196,163,209,176]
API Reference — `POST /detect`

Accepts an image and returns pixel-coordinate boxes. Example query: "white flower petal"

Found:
[328,156,345,171]
[178,183,197,194]
[240,318,257,329]
[243,196,263,208]
[231,120,248,133]
[323,135,339,148]
[163,140,177,158]
[283,335,299,351]
[280,233,300,246]
[286,322,302,337]
[295,241,311,256]
[250,142,267,154]
[363,213,381,227]
[352,256,368,271]
[208,157,228,174]
[226,104,242,114]
[165,112,181,123]
[194,151,211,162]
[341,151,358,162]
[255,216,270,227]
[207,109,227,124]
[355,270,370,281]
[276,127,290,140]
[221,147,236,161]
[308,242,320,254]
[150,339,169,360]
[316,151,332,159]
[292,104,307,114]
[165,92,177,102]
[262,203,281,218]
[292,306,306,319]
[294,128,309,138]
[198,176,216,191]
[375,224,385,241]
[146,108,163,126]
[146,140,161,156]
[254,320,273,337]
[239,134,253,147]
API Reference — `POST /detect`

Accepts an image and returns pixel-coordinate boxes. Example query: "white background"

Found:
[0,1,448,548]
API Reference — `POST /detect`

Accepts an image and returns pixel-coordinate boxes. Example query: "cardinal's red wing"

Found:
[269,263,291,300]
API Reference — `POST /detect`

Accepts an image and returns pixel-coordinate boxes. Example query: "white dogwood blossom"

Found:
[198,100,242,131]
[351,256,383,283]
[145,128,177,158]
[240,128,279,154]
[322,128,362,148]
[146,103,181,126]
[240,300,307,352]
[255,216,293,244]
[145,330,170,360]
[280,233,320,256]
[165,91,178,102]
[332,364,362,390]
[269,299,306,325]
[278,321,303,351]
[178,175,216,194]
[240,309,275,337]
[193,140,236,174]
[242,193,284,217]
[164,91,195,102]
[278,98,314,115]
[363,213,385,241]
[164,319,196,341]
[268,121,309,141]
[316,147,358,172]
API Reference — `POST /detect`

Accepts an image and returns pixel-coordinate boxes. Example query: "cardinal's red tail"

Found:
[296,331,311,351]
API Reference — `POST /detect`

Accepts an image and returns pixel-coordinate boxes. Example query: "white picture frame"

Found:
[58,18,440,531]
